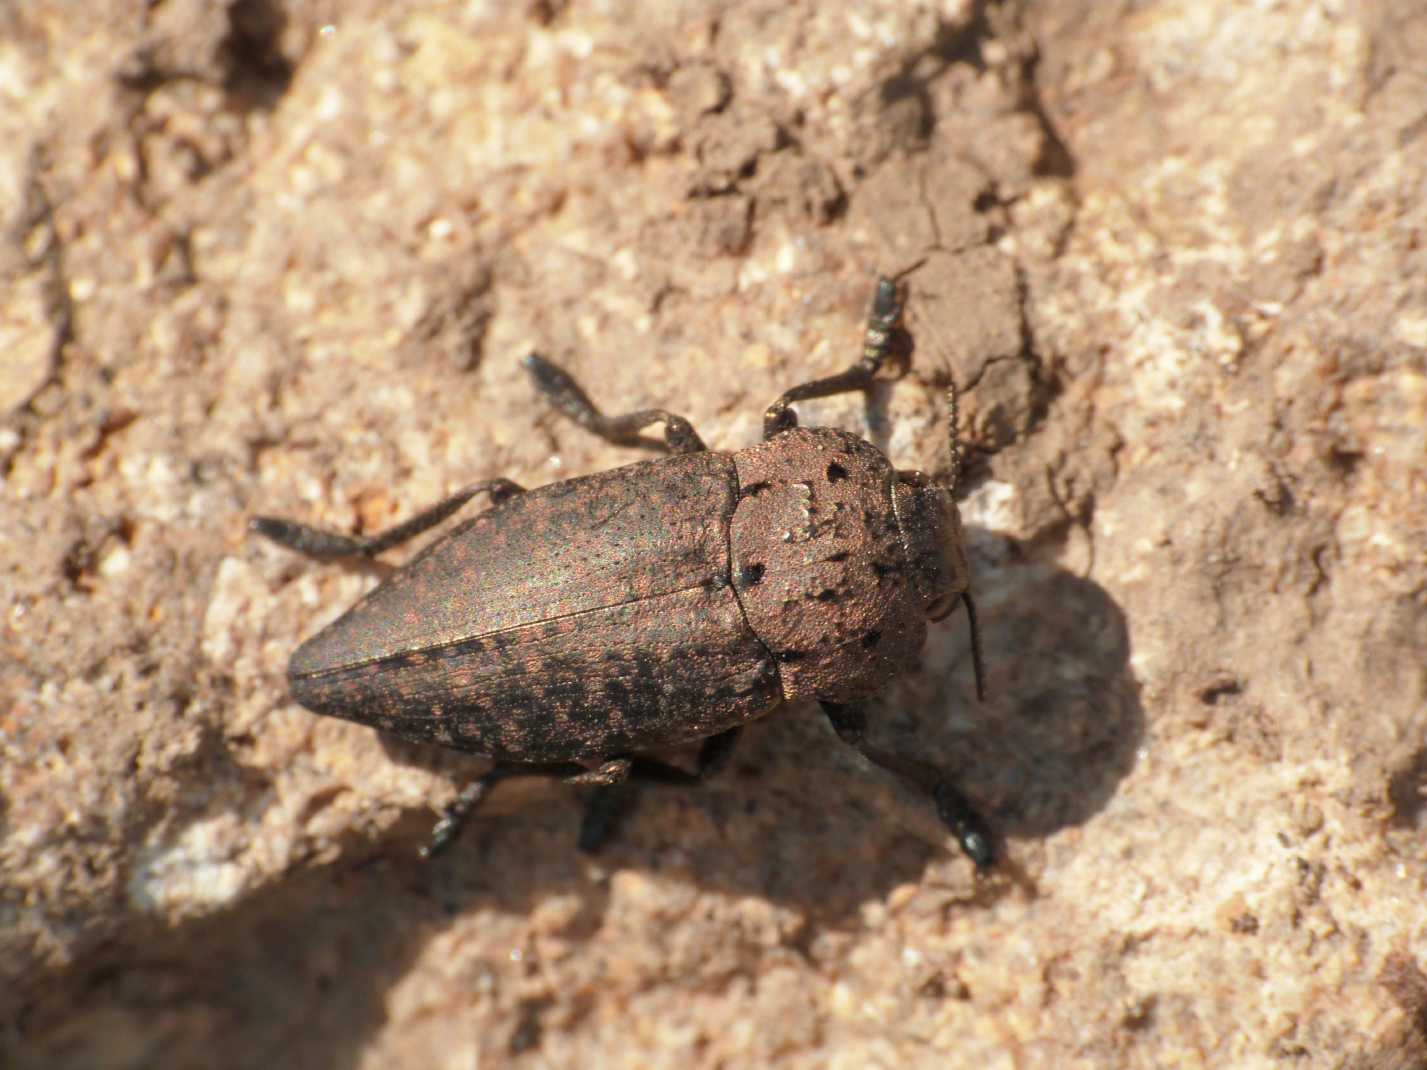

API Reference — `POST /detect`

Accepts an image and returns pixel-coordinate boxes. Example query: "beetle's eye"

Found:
[927,593,960,622]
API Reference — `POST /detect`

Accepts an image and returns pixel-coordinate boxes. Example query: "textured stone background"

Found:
[3,1,1425,1067]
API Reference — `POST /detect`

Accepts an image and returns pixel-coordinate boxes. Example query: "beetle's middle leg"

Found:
[573,728,744,853]
[820,701,995,870]
[252,478,526,560]
[524,352,706,453]
[762,275,906,439]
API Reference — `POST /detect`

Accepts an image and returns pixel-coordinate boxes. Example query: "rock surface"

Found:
[3,1,1424,1067]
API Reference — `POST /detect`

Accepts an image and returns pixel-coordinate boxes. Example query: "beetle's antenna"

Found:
[945,374,963,496]
[889,256,928,283]
[942,366,985,701]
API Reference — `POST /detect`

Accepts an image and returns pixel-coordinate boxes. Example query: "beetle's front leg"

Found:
[820,701,995,870]
[524,352,707,453]
[762,275,907,439]
[252,478,526,560]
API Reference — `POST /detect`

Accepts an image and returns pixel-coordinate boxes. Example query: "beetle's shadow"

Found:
[13,533,1139,1070]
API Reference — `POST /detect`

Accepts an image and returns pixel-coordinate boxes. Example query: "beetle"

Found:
[252,274,994,867]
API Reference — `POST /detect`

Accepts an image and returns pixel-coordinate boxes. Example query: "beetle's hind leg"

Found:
[252,478,525,561]
[420,760,588,860]
[523,352,707,454]
[820,701,995,870]
[419,758,651,861]
[762,275,908,439]
[420,730,742,859]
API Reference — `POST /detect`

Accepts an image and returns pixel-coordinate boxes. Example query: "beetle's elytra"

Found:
[253,275,994,867]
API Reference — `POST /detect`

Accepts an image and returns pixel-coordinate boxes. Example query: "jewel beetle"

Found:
[252,274,994,867]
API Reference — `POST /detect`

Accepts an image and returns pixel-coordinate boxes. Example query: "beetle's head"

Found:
[890,380,986,698]
[892,475,970,622]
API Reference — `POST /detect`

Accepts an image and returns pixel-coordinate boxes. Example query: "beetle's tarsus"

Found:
[420,770,511,860]
[525,351,707,454]
[252,479,525,561]
[762,275,908,440]
[249,516,367,560]
[935,782,996,871]
[821,700,996,870]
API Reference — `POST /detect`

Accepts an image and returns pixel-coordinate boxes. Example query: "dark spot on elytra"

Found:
[872,560,897,581]
[630,650,661,685]
[740,480,771,499]
[825,550,849,563]
[776,650,805,663]
[862,630,881,649]
[497,678,538,716]
[826,461,848,482]
[813,588,838,603]
[736,561,765,588]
